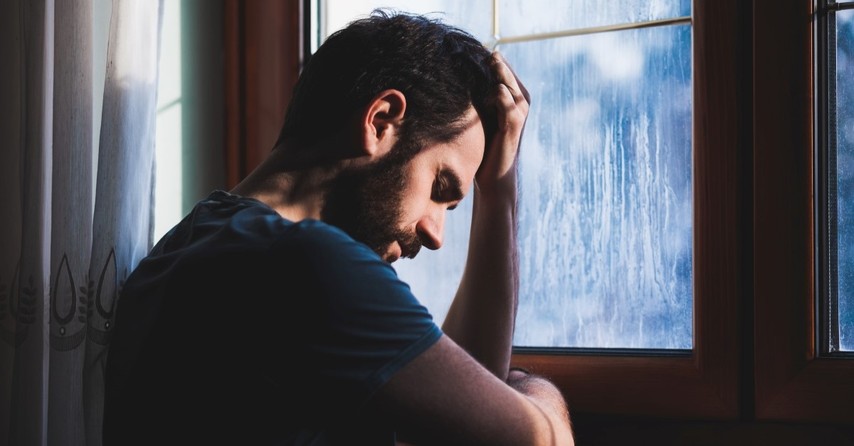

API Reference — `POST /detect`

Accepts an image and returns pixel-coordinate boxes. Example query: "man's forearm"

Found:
[442,51,528,380]
[442,186,518,379]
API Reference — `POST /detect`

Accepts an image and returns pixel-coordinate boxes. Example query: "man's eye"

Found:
[433,177,447,200]
[433,171,463,208]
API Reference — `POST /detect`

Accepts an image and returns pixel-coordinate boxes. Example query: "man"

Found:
[103,9,573,446]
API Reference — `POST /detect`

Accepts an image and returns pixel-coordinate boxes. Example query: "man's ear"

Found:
[360,89,406,159]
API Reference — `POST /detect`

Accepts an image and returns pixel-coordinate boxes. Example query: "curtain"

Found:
[0,1,163,445]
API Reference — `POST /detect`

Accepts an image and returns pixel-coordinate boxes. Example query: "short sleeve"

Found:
[273,220,443,410]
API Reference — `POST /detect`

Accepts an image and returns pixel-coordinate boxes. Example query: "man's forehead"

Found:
[408,107,485,187]
[456,110,487,168]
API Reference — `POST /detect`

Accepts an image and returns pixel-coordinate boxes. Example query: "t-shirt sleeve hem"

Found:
[362,324,444,403]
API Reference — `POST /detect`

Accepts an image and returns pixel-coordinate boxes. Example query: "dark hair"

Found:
[277,9,496,156]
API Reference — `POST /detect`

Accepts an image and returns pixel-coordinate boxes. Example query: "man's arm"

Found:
[372,335,574,446]
[441,52,530,379]
[371,55,571,445]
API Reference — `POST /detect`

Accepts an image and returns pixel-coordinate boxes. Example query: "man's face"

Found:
[321,141,421,262]
[322,108,486,263]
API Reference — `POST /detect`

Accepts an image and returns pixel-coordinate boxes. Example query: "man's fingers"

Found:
[492,55,529,132]
[497,84,515,109]
[492,52,530,105]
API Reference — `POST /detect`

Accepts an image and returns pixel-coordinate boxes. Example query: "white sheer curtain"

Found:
[0,1,162,445]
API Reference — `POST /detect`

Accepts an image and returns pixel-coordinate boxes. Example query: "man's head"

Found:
[278,9,496,157]
[277,10,496,262]
[321,107,486,262]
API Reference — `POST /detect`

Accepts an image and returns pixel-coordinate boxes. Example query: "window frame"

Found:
[511,0,744,419]
[226,0,854,423]
[224,0,303,189]
[752,0,854,423]
[817,0,854,356]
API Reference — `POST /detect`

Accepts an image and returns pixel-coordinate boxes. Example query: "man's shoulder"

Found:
[162,191,351,251]
[276,219,387,271]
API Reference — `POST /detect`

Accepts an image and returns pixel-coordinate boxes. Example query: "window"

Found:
[753,0,854,423]
[818,1,854,353]
[226,0,854,425]
[834,5,854,352]
[318,0,694,350]
[312,0,741,419]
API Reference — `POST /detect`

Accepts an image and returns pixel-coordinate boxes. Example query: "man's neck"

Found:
[230,145,341,223]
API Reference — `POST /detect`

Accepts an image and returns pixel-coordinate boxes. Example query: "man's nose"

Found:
[415,206,446,250]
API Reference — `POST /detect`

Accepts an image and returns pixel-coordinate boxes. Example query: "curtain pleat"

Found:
[0,0,25,442]
[84,2,161,445]
[47,1,93,445]
[0,1,162,445]
[6,1,55,445]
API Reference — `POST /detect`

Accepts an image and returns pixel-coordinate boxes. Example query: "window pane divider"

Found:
[492,16,691,48]
[826,2,854,12]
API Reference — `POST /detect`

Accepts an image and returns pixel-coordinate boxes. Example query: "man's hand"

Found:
[475,51,531,198]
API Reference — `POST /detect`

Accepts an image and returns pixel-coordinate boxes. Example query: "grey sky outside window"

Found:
[321,0,693,349]
[836,9,853,351]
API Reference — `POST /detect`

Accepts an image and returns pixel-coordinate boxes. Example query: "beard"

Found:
[321,142,423,261]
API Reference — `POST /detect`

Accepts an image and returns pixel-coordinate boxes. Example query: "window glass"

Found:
[505,25,693,348]
[323,0,493,43]
[836,9,854,351]
[319,1,693,349]
[498,0,691,38]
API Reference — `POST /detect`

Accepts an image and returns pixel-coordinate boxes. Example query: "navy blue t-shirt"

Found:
[103,190,442,445]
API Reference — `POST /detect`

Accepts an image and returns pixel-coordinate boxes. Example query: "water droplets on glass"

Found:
[507,25,693,348]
